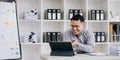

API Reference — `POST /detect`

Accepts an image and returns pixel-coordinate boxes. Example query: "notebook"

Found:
[49,42,74,56]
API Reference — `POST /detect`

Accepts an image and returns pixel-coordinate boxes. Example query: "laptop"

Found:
[49,42,74,56]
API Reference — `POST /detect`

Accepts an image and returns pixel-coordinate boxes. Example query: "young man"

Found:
[64,14,95,53]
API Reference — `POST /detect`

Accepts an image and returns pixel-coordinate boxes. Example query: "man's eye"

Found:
[71,25,79,28]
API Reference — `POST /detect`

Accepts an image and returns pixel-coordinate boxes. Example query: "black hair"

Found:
[71,14,85,22]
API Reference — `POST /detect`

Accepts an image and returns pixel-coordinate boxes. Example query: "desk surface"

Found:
[42,54,120,60]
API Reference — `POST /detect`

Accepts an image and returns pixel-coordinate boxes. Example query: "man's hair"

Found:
[71,14,85,22]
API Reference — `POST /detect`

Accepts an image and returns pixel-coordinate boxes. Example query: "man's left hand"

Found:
[72,40,79,46]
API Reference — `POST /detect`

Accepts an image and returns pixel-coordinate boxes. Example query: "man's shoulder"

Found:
[65,29,73,34]
[83,29,93,35]
[65,29,72,33]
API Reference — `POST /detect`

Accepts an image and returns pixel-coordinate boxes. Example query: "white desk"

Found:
[43,54,120,60]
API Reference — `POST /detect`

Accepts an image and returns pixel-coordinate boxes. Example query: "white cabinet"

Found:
[16,0,120,60]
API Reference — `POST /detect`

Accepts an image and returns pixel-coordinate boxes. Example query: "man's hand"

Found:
[72,40,79,46]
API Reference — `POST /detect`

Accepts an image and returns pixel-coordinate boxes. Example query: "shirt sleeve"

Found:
[64,30,72,42]
[77,31,95,53]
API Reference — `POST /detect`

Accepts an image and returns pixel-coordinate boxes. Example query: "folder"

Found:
[100,10,104,20]
[78,9,83,16]
[74,9,78,15]
[51,32,57,41]
[109,23,114,42]
[52,9,56,20]
[56,32,62,41]
[46,32,52,42]
[113,24,119,42]
[96,10,100,20]
[56,9,61,20]
[91,10,96,20]
[100,32,106,42]
[69,9,74,20]
[97,32,101,42]
[47,9,52,20]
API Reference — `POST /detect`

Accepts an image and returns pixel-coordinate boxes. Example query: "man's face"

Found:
[71,20,85,35]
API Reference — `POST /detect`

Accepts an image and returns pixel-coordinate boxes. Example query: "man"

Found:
[64,14,95,53]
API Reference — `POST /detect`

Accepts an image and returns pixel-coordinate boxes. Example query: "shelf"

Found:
[109,20,120,22]
[21,43,41,45]
[42,21,64,32]
[65,0,87,19]
[42,0,64,19]
[95,42,108,45]
[88,0,108,20]
[87,22,108,32]
[88,0,108,10]
[18,19,41,22]
[87,20,108,22]
[17,0,41,19]
[41,43,49,45]
[109,42,120,44]
[42,20,64,22]
[16,0,120,59]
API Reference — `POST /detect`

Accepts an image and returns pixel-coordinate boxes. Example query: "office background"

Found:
[16,0,120,60]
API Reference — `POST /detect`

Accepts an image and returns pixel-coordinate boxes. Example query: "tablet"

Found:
[49,42,74,56]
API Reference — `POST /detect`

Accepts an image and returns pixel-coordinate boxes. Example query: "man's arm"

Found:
[64,30,81,52]
[64,30,72,42]
[72,31,95,53]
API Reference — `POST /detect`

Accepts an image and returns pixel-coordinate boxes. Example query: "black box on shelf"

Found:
[96,10,100,20]
[51,32,57,41]
[99,10,104,20]
[47,9,52,20]
[93,32,97,42]
[91,10,105,20]
[78,9,83,16]
[69,9,74,20]
[94,32,106,42]
[69,9,83,20]
[56,9,61,20]
[46,9,61,20]
[100,32,106,42]
[74,9,78,15]
[45,32,62,43]
[46,32,52,42]
[56,32,62,42]
[96,32,101,42]
[52,9,56,20]
[91,10,96,20]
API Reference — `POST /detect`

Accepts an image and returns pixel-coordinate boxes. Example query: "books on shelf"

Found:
[110,24,120,42]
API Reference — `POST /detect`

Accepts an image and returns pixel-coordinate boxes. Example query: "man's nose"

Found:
[73,27,77,30]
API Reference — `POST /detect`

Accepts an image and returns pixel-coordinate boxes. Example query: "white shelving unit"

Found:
[16,0,120,60]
